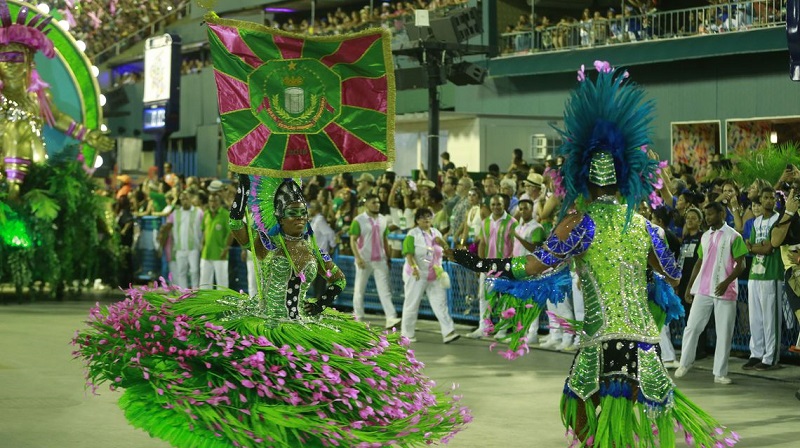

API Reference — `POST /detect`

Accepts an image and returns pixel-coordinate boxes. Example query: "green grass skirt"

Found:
[72,285,471,447]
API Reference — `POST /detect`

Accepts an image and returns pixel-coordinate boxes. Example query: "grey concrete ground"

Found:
[1,299,799,448]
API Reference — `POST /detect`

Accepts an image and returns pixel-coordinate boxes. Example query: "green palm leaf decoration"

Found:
[726,142,800,188]
[24,189,61,222]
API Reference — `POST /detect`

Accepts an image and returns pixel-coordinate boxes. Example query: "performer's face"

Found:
[281,202,308,237]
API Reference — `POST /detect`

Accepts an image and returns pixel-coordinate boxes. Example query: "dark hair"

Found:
[488,163,500,174]
[513,148,523,160]
[340,172,354,188]
[315,175,326,187]
[704,201,725,215]
[651,206,671,227]
[517,199,534,207]
[441,151,450,161]
[760,186,775,196]
[364,193,380,202]
[414,207,433,224]
[428,188,443,203]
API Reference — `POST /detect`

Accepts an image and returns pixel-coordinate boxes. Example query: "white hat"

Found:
[208,180,224,192]
[523,173,544,187]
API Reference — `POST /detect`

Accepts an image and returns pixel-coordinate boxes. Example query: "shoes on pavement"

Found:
[789,345,800,354]
[662,360,681,369]
[561,343,578,352]
[539,338,560,349]
[493,330,508,340]
[742,358,761,370]
[714,376,733,385]
[674,365,690,378]
[465,328,485,339]
[443,332,461,344]
[385,317,402,329]
[525,334,539,345]
[754,362,779,371]
[555,341,573,351]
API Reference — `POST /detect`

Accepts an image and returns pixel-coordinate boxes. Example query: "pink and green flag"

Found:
[205,13,396,177]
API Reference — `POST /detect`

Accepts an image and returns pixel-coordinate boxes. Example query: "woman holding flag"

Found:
[73,13,470,448]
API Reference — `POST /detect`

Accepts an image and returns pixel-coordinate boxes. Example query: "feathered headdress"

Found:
[554,61,667,228]
[248,175,308,237]
[0,1,55,58]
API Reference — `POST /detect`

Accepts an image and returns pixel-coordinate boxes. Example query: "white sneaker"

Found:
[555,341,573,351]
[385,317,402,329]
[465,328,485,339]
[662,360,681,369]
[443,332,461,344]
[493,329,508,340]
[674,365,690,378]
[539,338,560,349]
[714,376,733,385]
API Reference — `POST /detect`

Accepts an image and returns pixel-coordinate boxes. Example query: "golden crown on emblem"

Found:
[283,75,304,87]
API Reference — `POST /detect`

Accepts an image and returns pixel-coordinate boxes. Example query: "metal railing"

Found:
[93,1,193,64]
[498,0,786,56]
[130,215,800,360]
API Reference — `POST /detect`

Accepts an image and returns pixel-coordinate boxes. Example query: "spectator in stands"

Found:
[441,176,459,215]
[349,194,401,328]
[116,174,133,200]
[388,179,414,258]
[676,202,748,384]
[467,194,517,339]
[440,151,456,172]
[742,178,772,224]
[401,207,460,344]
[356,173,376,199]
[429,188,448,235]
[719,180,744,232]
[333,188,358,255]
[500,177,519,215]
[450,176,473,247]
[520,173,544,222]
[377,183,392,216]
[769,187,800,372]
[743,186,784,371]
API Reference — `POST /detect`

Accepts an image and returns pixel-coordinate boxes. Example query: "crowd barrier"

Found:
[132,217,799,360]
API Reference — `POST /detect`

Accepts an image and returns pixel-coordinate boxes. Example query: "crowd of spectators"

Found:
[57,0,189,58]
[501,0,786,54]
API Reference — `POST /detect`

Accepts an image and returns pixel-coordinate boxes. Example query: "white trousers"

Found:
[170,249,200,289]
[401,274,455,340]
[545,275,577,344]
[679,294,737,377]
[200,259,229,290]
[477,272,489,330]
[748,279,783,365]
[352,260,396,320]
[659,325,676,362]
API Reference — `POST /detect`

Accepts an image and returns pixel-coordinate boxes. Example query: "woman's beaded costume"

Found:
[451,62,738,447]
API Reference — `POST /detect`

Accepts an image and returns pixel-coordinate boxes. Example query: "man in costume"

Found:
[446,61,738,447]
[675,201,747,384]
[0,1,112,199]
[349,193,401,328]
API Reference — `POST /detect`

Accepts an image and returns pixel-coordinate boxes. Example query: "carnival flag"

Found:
[205,13,396,177]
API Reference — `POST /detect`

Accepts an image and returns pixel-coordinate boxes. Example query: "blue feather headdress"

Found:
[554,61,667,229]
